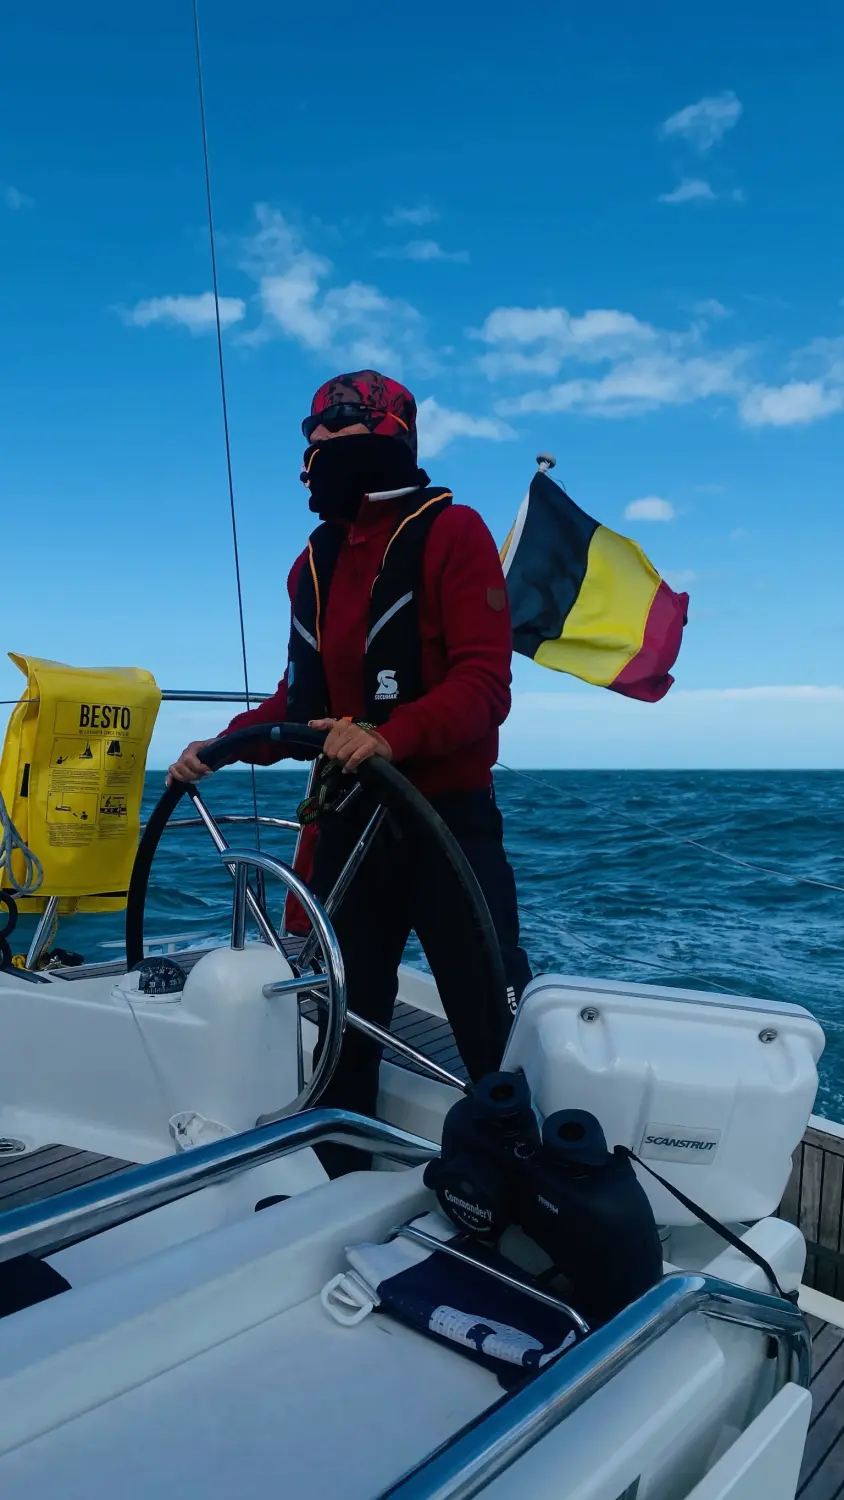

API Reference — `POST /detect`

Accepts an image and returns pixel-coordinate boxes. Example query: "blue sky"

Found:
[2,0,843,768]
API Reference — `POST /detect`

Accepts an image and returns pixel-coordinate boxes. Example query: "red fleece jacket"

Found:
[224,496,512,798]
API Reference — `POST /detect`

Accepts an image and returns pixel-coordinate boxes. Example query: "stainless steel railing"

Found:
[378,1271,812,1500]
[0,1109,438,1263]
[0,689,273,709]
[0,1104,811,1500]
[166,814,300,832]
[159,691,272,703]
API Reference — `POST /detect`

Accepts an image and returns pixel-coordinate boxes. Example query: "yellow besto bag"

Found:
[0,655,161,914]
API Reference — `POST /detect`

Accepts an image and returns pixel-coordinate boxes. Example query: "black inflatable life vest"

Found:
[286,488,453,728]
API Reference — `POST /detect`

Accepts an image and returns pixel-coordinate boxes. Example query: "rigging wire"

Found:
[191,0,261,844]
[509,789,844,1031]
[516,897,844,1033]
[496,762,844,896]
[517,896,686,976]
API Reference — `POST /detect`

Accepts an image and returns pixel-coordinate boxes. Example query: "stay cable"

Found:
[192,0,261,843]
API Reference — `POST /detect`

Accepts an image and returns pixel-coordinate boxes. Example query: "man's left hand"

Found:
[309,718,394,773]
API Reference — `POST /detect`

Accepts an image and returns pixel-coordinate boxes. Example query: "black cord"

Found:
[191,0,261,844]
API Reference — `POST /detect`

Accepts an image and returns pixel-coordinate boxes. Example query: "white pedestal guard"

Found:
[503,975,824,1226]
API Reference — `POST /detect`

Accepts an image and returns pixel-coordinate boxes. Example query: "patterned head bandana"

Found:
[303,370,418,458]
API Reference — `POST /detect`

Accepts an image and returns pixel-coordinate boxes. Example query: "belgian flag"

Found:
[501,465,689,703]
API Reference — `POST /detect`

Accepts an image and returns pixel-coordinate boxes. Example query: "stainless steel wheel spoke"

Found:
[296,804,387,971]
[185,786,284,952]
[269,977,468,1095]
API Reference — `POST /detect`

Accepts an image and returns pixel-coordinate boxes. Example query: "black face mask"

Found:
[302,433,424,520]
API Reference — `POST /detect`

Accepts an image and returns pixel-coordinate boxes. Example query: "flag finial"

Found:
[536,453,556,472]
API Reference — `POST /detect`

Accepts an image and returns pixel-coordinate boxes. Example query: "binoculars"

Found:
[424,1070,664,1327]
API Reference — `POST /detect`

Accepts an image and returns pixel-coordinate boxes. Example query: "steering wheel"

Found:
[126,723,508,1114]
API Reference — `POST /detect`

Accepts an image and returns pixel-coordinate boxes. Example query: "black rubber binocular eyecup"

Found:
[540,1108,612,1170]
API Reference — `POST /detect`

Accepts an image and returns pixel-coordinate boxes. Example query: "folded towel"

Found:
[323,1212,581,1387]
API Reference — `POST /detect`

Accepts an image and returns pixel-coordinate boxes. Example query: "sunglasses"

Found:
[301,404,409,441]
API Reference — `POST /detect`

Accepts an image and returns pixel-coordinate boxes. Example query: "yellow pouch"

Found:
[0,655,161,914]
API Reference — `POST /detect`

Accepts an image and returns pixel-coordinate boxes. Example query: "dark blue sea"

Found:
[15,769,844,1121]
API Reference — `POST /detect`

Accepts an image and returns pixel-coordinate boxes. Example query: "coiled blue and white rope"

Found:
[0,790,42,897]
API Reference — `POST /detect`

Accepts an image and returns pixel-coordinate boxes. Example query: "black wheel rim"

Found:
[126,724,508,1027]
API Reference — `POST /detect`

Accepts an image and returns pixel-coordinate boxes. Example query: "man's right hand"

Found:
[167,740,214,786]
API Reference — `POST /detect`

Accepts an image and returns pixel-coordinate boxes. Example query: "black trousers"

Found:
[309,785,532,1174]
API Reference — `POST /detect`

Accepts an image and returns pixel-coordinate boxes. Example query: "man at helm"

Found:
[170,370,531,1172]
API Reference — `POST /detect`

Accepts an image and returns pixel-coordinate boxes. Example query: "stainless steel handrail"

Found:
[161,815,300,832]
[0,1100,810,1500]
[0,691,274,708]
[0,1109,438,1264]
[378,1272,812,1500]
[159,691,272,703]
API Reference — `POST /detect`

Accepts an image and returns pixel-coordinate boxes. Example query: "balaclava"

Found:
[301,369,426,520]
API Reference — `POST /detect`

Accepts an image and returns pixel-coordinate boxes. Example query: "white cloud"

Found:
[476,306,656,372]
[512,684,844,709]
[740,381,844,427]
[480,302,745,418]
[497,350,742,418]
[476,289,844,432]
[659,92,743,152]
[802,334,844,384]
[476,306,660,383]
[625,496,675,522]
[659,178,717,205]
[745,292,792,310]
[733,334,844,427]
[416,397,514,458]
[479,349,564,379]
[694,299,729,319]
[384,205,438,227]
[728,527,747,541]
[377,239,469,264]
[116,201,844,442]
[512,687,844,720]
[659,180,743,206]
[674,685,844,703]
[500,682,844,769]
[2,184,33,210]
[239,205,426,371]
[666,569,696,587]
[513,684,844,710]
[121,292,246,333]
